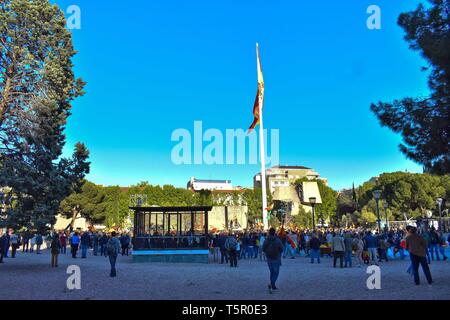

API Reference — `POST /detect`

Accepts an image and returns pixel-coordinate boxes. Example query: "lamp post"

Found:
[372,190,382,232]
[436,198,443,231]
[0,191,4,216]
[383,202,389,232]
[309,197,316,230]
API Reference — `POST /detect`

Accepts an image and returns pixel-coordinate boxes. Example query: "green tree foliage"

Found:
[292,205,312,229]
[59,181,108,227]
[358,172,448,220]
[0,0,89,231]
[370,0,449,174]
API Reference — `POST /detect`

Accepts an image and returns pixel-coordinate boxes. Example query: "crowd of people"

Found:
[208,226,448,267]
[0,228,132,277]
[1,224,449,286]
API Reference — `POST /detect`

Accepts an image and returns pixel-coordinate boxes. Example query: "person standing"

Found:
[352,233,365,268]
[70,232,80,258]
[0,229,6,263]
[119,233,131,256]
[378,234,388,262]
[259,232,266,261]
[3,229,10,258]
[429,228,441,261]
[105,232,121,277]
[218,233,228,264]
[35,233,43,254]
[405,226,433,286]
[262,228,284,292]
[92,232,99,256]
[22,231,30,253]
[210,234,220,263]
[309,233,321,264]
[50,233,61,267]
[100,232,108,257]
[59,232,67,254]
[331,232,345,268]
[422,229,432,264]
[225,232,238,268]
[438,231,448,261]
[80,231,91,258]
[364,231,379,265]
[30,233,36,253]
[9,230,20,258]
[343,232,353,268]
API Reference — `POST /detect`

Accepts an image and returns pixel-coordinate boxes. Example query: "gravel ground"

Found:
[0,249,449,300]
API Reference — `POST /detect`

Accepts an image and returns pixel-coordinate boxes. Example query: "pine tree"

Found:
[370,0,449,174]
[0,0,90,231]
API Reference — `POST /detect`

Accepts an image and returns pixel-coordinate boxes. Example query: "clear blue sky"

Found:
[57,0,427,191]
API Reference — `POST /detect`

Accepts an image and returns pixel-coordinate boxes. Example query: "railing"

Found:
[133,235,208,250]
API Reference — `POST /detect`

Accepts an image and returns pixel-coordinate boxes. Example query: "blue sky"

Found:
[57,0,427,190]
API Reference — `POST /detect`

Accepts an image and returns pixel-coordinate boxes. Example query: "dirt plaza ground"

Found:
[0,249,449,300]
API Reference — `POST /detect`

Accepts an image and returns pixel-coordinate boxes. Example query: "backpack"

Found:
[225,237,237,250]
[106,239,117,256]
[264,238,279,259]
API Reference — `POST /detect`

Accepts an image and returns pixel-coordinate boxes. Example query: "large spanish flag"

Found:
[248,43,265,133]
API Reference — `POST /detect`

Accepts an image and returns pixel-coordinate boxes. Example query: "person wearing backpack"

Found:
[262,228,284,292]
[106,232,121,277]
[429,228,441,261]
[225,232,238,268]
[50,233,61,267]
[35,233,43,254]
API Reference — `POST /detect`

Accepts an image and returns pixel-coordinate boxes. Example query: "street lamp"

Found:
[372,190,382,232]
[436,198,443,231]
[0,191,4,216]
[309,197,316,230]
[383,202,389,232]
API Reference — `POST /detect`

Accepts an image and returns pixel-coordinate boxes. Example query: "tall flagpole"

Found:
[256,43,268,230]
[259,94,268,230]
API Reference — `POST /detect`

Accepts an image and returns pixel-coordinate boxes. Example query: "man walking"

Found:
[405,226,433,286]
[80,231,91,258]
[262,228,284,292]
[106,232,121,277]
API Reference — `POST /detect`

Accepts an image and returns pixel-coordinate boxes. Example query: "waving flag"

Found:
[248,43,265,133]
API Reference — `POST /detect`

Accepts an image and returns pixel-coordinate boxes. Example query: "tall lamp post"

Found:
[0,191,4,217]
[372,190,382,232]
[436,198,443,231]
[383,202,389,232]
[309,197,316,230]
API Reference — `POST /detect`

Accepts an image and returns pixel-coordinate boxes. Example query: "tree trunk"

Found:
[66,206,79,231]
